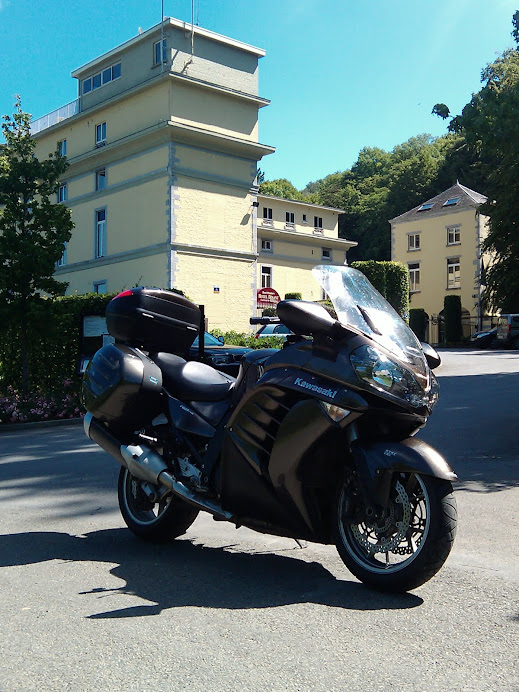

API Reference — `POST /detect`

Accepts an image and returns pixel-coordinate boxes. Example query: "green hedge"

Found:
[284,292,302,300]
[210,329,285,350]
[444,294,462,343]
[351,260,409,318]
[0,293,115,393]
[409,308,427,342]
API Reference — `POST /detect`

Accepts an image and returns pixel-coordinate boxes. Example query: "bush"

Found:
[284,292,302,300]
[211,329,285,350]
[409,308,427,342]
[351,260,409,318]
[444,294,462,343]
[0,380,83,425]
[0,292,114,395]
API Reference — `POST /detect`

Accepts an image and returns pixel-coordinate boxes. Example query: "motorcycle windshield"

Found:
[313,265,428,380]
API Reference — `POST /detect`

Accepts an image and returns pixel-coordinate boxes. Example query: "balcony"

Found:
[30,99,80,135]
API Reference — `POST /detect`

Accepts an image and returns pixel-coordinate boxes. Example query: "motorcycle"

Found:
[82,264,457,593]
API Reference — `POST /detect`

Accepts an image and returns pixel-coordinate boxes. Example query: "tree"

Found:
[0,97,74,392]
[259,177,314,201]
[433,12,519,311]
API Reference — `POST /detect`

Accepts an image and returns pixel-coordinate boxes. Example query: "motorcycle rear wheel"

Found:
[118,467,199,543]
[335,472,457,592]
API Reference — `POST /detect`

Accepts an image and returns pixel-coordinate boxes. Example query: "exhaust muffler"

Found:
[84,413,232,520]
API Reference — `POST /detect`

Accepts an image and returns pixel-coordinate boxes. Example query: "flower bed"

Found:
[0,380,84,425]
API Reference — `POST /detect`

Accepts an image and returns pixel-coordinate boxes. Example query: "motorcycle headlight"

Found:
[350,345,434,409]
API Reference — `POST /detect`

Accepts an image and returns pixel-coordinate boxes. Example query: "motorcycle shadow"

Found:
[0,529,423,617]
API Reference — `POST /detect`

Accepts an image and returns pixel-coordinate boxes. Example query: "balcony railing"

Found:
[30,99,80,135]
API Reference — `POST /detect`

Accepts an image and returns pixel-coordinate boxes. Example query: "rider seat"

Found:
[150,352,235,402]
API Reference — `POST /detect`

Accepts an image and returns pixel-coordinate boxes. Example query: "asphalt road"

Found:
[0,349,518,691]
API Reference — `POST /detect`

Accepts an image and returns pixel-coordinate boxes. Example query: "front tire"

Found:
[118,467,199,543]
[335,472,457,592]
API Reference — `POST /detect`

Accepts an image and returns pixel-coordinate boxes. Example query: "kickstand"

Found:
[294,539,307,549]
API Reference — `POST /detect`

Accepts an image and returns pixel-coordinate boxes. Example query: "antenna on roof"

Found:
[191,0,195,56]
[161,0,165,74]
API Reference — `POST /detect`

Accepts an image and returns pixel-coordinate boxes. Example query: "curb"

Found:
[0,417,84,433]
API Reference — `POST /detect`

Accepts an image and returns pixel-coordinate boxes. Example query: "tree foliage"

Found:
[303,134,480,261]
[259,177,317,203]
[0,97,74,391]
[436,12,519,311]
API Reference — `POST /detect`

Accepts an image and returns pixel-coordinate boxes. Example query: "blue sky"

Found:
[0,0,517,189]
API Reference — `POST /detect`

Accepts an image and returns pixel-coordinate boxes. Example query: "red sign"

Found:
[257,287,281,309]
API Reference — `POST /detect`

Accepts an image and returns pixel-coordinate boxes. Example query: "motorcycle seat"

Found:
[151,352,235,402]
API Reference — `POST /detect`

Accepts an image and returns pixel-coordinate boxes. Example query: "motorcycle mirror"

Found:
[421,342,441,369]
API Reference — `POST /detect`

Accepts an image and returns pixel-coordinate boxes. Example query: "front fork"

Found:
[345,422,393,515]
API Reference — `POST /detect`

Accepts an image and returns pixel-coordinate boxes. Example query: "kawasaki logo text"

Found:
[294,377,338,399]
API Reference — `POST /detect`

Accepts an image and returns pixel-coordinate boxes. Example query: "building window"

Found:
[261,265,272,288]
[443,197,460,207]
[321,247,332,261]
[58,183,67,203]
[285,211,295,228]
[408,262,420,292]
[95,168,107,191]
[83,62,121,95]
[56,243,67,268]
[447,258,460,289]
[262,207,273,220]
[153,39,167,65]
[261,239,273,252]
[95,122,106,146]
[93,280,107,294]
[302,214,307,224]
[418,203,434,212]
[314,216,323,232]
[95,209,106,258]
[447,225,461,245]
[58,139,67,156]
[408,233,420,251]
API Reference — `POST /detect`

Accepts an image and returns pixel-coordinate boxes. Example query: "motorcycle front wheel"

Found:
[335,471,457,592]
[118,467,199,543]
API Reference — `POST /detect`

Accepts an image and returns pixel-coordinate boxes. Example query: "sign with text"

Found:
[257,287,281,309]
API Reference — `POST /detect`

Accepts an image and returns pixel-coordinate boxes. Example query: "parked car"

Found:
[495,314,519,348]
[189,332,252,376]
[470,326,497,348]
[255,323,293,340]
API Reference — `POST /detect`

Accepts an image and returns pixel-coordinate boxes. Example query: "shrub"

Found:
[351,260,409,318]
[0,380,83,425]
[409,308,427,342]
[444,294,462,343]
[0,292,114,394]
[211,329,285,349]
[284,292,302,300]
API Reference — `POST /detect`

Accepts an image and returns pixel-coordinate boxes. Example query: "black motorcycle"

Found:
[83,265,457,592]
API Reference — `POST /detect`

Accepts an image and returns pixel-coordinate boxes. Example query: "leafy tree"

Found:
[433,12,519,312]
[0,97,74,392]
[306,136,469,261]
[259,177,317,202]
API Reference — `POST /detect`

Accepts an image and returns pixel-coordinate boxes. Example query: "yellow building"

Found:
[31,17,355,332]
[257,194,354,304]
[390,182,490,343]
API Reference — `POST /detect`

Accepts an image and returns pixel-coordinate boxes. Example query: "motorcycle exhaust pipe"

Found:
[84,413,232,521]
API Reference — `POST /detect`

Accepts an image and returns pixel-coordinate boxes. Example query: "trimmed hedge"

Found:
[444,294,462,343]
[284,292,302,300]
[351,260,409,318]
[409,308,427,342]
[0,293,115,393]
